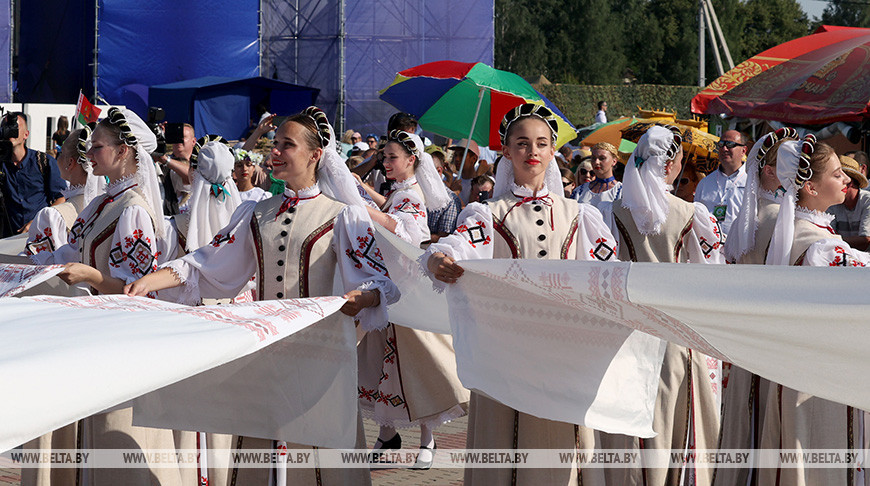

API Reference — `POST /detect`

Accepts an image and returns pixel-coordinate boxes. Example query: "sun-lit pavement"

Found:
[0,416,468,486]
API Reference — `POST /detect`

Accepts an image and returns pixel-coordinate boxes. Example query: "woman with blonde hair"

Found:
[572,142,622,209]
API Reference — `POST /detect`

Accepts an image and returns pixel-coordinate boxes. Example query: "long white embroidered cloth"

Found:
[0,295,347,453]
[0,264,64,297]
[376,226,870,437]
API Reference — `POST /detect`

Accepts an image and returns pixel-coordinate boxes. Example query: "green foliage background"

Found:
[540,84,703,127]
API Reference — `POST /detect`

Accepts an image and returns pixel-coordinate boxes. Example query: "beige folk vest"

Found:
[486,192,580,259]
[611,193,695,263]
[53,193,85,230]
[737,197,780,265]
[76,189,156,282]
[250,193,347,299]
[790,217,842,266]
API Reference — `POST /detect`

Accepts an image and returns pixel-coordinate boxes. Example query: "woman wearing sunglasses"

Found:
[571,142,622,210]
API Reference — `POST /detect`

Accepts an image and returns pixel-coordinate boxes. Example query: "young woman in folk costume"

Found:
[757,136,870,486]
[425,103,620,486]
[29,108,183,485]
[166,135,242,258]
[597,125,725,486]
[572,141,623,210]
[356,129,469,468]
[25,124,101,258]
[233,148,271,203]
[126,106,399,486]
[712,127,799,486]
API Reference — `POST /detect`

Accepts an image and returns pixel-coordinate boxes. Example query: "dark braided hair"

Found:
[190,135,228,170]
[386,130,420,169]
[795,134,816,189]
[757,127,799,173]
[499,103,559,146]
[99,107,138,148]
[75,123,96,166]
[302,106,331,149]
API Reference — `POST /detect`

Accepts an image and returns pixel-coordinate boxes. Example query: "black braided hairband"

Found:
[302,106,331,149]
[757,127,799,174]
[76,122,96,166]
[387,129,419,156]
[105,107,138,148]
[190,135,229,170]
[795,134,816,189]
[499,103,559,146]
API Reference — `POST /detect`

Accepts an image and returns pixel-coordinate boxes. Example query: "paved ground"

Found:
[0,416,467,486]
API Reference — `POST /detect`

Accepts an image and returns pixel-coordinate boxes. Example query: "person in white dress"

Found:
[759,136,870,486]
[234,148,270,203]
[126,106,400,486]
[713,127,799,486]
[356,129,469,469]
[34,107,182,485]
[25,124,100,257]
[572,141,623,210]
[598,125,725,486]
[425,103,620,485]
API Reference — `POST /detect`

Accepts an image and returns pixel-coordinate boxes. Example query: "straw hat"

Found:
[840,155,868,189]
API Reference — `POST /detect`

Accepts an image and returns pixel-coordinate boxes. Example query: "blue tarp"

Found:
[98,0,259,110]
[149,76,319,140]
[17,0,93,103]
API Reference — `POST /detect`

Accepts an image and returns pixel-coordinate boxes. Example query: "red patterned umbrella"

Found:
[692,26,870,125]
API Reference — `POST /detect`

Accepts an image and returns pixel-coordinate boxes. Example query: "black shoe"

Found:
[411,441,436,470]
[372,432,402,452]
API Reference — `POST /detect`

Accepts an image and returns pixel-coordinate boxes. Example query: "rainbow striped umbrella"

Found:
[379,61,576,151]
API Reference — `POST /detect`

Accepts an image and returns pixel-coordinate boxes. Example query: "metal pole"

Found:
[93,0,99,100]
[698,0,705,87]
[294,0,299,84]
[338,0,346,134]
[258,0,263,76]
[458,87,486,177]
[705,0,734,69]
[702,0,725,77]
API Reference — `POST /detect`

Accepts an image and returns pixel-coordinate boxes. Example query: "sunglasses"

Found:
[578,168,590,175]
[717,140,745,149]
[562,179,573,187]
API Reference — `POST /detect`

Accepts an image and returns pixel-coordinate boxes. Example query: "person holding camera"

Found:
[0,112,66,237]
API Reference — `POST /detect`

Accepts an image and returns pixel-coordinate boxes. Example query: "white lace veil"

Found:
[103,107,165,238]
[186,141,241,251]
[766,136,815,266]
[403,132,451,210]
[620,125,679,235]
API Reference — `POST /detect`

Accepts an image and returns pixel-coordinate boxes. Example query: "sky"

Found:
[797,0,827,20]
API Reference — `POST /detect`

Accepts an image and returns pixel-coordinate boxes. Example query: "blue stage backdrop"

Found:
[261,0,494,137]
[150,76,319,140]
[17,0,93,103]
[0,0,10,102]
[97,0,260,118]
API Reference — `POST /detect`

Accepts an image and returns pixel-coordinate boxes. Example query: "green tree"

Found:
[819,0,870,27]
[740,0,810,61]
[494,0,548,77]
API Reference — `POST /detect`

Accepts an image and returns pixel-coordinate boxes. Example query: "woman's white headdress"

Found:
[621,124,682,235]
[104,107,165,238]
[725,127,798,261]
[493,103,563,199]
[185,136,241,251]
[387,129,451,210]
[766,134,817,266]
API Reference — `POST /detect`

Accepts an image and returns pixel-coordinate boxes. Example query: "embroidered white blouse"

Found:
[797,207,870,267]
[381,177,431,247]
[31,177,162,286]
[24,184,85,256]
[426,182,618,264]
[162,183,400,330]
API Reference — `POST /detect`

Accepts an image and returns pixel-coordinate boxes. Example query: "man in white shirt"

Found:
[693,130,749,236]
[595,101,607,124]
